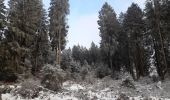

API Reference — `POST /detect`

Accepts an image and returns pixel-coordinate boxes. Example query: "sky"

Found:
[61,0,146,48]
[5,0,146,49]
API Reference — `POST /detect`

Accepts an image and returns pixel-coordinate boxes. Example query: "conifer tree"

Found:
[89,42,100,64]
[98,2,119,71]
[117,12,129,71]
[49,0,69,65]
[123,3,145,79]
[145,0,168,80]
[0,0,6,72]
[0,0,6,41]
[31,1,50,74]
[160,0,170,74]
[7,0,45,74]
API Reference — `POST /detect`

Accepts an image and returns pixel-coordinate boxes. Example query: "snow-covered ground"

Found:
[1,77,170,100]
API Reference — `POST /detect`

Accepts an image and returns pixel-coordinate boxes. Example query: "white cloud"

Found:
[67,13,100,48]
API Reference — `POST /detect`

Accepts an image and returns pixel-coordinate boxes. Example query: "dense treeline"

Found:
[0,0,69,81]
[96,0,170,80]
[0,0,170,82]
[62,0,170,81]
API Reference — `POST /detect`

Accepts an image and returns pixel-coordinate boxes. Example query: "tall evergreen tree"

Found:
[89,42,100,64]
[123,3,145,79]
[145,0,168,80]
[6,0,45,74]
[153,0,168,80]
[0,0,6,41]
[0,0,6,72]
[144,0,158,79]
[49,0,69,66]
[72,45,89,65]
[98,2,119,71]
[8,0,42,46]
[117,12,129,71]
[31,2,50,74]
[160,0,170,74]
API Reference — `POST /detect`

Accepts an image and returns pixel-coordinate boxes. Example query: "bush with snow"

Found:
[121,78,135,89]
[0,85,14,95]
[84,71,97,84]
[12,79,42,99]
[121,73,135,89]
[95,63,112,79]
[70,61,81,73]
[61,49,72,70]
[117,93,129,100]
[79,62,91,80]
[41,64,67,91]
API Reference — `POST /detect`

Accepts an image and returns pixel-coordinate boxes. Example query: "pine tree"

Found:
[98,2,119,71]
[117,12,129,71]
[0,0,6,41]
[123,3,145,80]
[7,0,45,74]
[89,42,100,64]
[144,0,158,79]
[0,0,6,72]
[61,48,72,70]
[38,9,50,64]
[160,0,170,74]
[144,0,168,80]
[31,2,50,74]
[49,0,69,66]
[8,0,42,46]
[72,45,88,65]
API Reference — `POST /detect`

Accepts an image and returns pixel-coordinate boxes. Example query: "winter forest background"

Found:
[0,0,170,100]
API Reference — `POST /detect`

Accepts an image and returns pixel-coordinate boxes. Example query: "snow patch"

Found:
[0,85,5,88]
[69,84,84,91]
[1,80,170,100]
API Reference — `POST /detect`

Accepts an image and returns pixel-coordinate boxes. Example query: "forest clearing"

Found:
[0,0,170,100]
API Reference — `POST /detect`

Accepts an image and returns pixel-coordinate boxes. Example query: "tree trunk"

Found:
[127,34,136,80]
[58,32,61,66]
[0,94,2,100]
[56,28,61,66]
[35,56,38,72]
[136,43,145,77]
[56,46,59,65]
[109,54,113,71]
[56,47,58,64]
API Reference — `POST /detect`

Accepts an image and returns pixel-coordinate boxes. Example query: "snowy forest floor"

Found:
[1,76,170,100]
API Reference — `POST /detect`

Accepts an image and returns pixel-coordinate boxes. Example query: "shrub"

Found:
[0,85,13,94]
[75,89,89,100]
[61,49,72,70]
[117,93,129,100]
[13,79,42,99]
[41,64,66,91]
[121,78,135,89]
[0,69,18,82]
[80,67,88,80]
[70,61,81,73]
[95,63,112,79]
[80,62,90,80]
[84,71,96,84]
